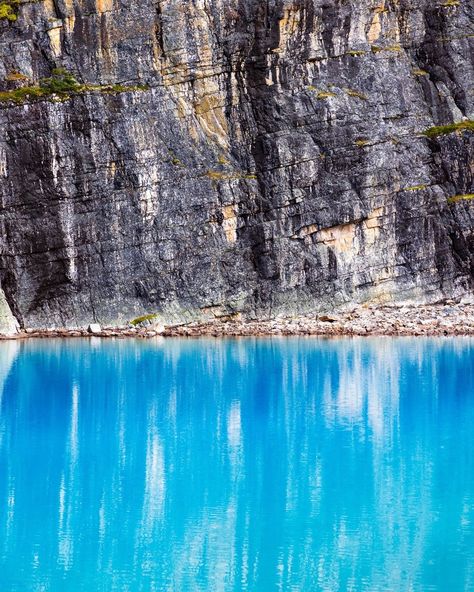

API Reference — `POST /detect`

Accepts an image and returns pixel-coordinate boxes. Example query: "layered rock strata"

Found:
[0,0,473,331]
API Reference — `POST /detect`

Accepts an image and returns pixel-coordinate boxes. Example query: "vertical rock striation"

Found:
[0,0,473,328]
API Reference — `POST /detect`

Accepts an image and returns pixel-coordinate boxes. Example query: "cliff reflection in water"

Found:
[0,337,473,591]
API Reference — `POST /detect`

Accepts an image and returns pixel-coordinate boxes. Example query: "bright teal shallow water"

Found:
[0,338,473,591]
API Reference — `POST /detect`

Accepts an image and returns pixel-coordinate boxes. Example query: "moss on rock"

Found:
[423,120,474,138]
[0,0,19,22]
[0,68,149,104]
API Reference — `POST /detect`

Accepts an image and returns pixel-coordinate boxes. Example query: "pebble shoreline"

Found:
[1,303,474,340]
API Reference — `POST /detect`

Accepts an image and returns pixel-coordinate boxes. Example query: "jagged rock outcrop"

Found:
[0,0,473,329]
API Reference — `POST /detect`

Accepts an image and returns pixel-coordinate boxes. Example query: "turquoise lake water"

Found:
[0,337,473,591]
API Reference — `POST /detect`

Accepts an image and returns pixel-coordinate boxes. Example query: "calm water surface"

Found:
[0,337,473,591]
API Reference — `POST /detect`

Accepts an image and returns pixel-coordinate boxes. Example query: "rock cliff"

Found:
[0,0,473,330]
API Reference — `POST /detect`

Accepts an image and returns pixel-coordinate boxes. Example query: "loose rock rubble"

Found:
[165,303,474,338]
[1,303,474,340]
[0,327,165,340]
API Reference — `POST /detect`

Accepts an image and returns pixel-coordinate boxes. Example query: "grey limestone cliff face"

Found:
[0,0,473,329]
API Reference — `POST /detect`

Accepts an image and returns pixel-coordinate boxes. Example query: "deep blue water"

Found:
[0,337,473,591]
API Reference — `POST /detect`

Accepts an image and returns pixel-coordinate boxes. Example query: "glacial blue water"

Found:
[0,337,473,591]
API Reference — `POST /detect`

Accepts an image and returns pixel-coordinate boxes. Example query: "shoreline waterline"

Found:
[1,302,474,340]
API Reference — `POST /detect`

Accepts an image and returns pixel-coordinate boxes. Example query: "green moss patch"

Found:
[412,68,429,77]
[346,50,367,57]
[345,88,368,100]
[5,71,29,81]
[307,87,336,99]
[0,85,44,103]
[0,0,20,22]
[130,313,158,326]
[168,150,184,167]
[448,194,474,204]
[405,185,428,192]
[205,170,256,181]
[0,68,149,105]
[317,91,337,99]
[371,44,402,53]
[423,120,474,138]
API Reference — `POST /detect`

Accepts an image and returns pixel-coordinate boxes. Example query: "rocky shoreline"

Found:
[1,303,474,340]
